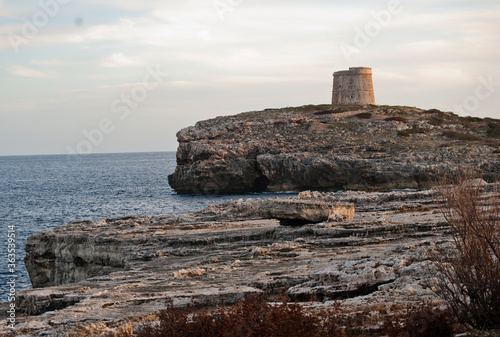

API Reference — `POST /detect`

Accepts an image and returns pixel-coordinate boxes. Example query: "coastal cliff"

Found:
[168,105,500,194]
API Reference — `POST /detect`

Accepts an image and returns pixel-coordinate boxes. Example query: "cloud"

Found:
[1,0,499,156]
[100,53,146,68]
[0,0,15,18]
[0,102,35,113]
[7,65,49,78]
[30,59,71,67]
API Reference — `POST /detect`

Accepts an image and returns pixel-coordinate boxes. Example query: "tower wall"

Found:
[332,67,375,105]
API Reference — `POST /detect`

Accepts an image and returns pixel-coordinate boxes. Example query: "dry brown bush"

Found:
[382,302,453,337]
[124,296,373,337]
[113,296,457,336]
[432,172,500,329]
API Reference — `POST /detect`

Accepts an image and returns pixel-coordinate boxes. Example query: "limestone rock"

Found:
[8,187,500,336]
[258,198,354,225]
[168,105,500,194]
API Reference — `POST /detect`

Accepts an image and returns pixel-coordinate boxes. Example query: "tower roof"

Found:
[333,67,372,76]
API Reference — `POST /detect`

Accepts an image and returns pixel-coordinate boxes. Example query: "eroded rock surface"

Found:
[258,198,354,225]
[0,188,472,336]
[168,105,500,193]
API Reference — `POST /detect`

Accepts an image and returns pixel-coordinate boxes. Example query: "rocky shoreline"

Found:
[168,105,500,194]
[1,187,468,336]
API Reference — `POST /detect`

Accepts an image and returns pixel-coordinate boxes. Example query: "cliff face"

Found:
[168,105,500,194]
[24,219,128,288]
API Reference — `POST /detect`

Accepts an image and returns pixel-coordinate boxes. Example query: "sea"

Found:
[0,151,293,301]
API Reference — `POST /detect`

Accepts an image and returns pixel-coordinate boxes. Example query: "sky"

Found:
[0,0,499,156]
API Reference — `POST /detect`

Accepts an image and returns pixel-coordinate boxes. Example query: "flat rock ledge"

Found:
[2,187,483,336]
[258,199,354,225]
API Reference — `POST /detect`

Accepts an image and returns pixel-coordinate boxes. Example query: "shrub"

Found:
[424,109,447,117]
[385,116,408,123]
[427,117,444,126]
[354,112,372,119]
[398,127,427,137]
[486,122,500,138]
[463,116,483,123]
[398,206,431,213]
[131,296,375,337]
[382,303,454,337]
[314,110,334,115]
[432,172,500,329]
[135,296,324,337]
[377,104,408,112]
[314,106,358,115]
[443,130,482,141]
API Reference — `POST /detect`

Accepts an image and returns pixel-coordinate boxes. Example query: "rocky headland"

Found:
[2,186,476,336]
[168,105,500,194]
[5,104,500,336]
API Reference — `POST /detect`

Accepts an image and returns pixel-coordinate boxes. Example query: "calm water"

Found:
[0,152,292,301]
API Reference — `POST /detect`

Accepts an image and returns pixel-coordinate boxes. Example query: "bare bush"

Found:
[382,303,453,337]
[125,295,377,337]
[432,172,500,329]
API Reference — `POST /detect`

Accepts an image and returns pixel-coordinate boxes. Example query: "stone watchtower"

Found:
[331,67,375,105]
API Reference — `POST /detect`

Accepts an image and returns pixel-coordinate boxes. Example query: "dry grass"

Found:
[173,268,207,278]
[398,206,432,213]
[432,172,500,329]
